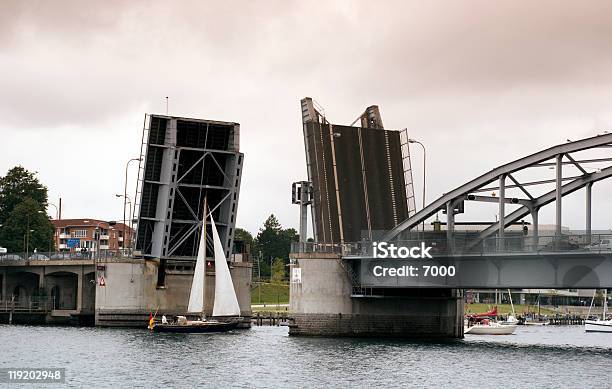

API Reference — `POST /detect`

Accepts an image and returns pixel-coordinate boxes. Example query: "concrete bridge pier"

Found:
[289,253,464,338]
[0,260,95,325]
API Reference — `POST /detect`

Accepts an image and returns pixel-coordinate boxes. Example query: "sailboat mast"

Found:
[507,289,516,317]
[604,289,608,320]
[202,196,208,320]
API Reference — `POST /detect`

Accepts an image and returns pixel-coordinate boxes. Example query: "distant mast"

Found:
[604,289,608,321]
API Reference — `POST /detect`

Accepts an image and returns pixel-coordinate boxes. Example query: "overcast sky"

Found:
[2,0,612,235]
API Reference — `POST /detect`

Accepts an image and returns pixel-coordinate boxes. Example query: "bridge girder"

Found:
[472,165,612,245]
[383,133,612,241]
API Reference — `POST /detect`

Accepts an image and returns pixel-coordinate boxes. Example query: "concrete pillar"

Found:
[38,267,44,289]
[586,182,592,244]
[555,155,563,237]
[77,268,83,311]
[498,174,506,251]
[299,204,308,244]
[1,269,6,300]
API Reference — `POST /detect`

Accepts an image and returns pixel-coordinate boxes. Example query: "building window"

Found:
[72,230,87,238]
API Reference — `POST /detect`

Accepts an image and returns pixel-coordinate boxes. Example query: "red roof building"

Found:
[51,219,134,254]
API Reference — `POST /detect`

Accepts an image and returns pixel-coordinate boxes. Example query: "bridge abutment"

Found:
[289,253,464,338]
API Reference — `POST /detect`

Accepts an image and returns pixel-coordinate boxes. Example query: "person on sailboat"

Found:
[162,315,168,324]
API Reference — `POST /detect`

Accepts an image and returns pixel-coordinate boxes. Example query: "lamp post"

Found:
[115,194,132,253]
[408,138,427,233]
[122,158,141,248]
[48,203,59,220]
[48,203,59,254]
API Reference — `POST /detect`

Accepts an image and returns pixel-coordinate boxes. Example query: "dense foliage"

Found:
[0,167,54,253]
[236,214,298,278]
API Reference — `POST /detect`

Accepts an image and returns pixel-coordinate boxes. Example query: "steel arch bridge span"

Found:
[382,133,612,243]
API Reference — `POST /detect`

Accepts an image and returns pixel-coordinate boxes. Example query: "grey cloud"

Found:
[1,0,612,232]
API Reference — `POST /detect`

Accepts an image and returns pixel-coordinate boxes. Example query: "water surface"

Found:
[1,325,610,388]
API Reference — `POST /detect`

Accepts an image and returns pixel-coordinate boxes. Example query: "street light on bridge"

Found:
[408,137,427,233]
[115,194,132,253]
[122,158,141,248]
[25,210,45,259]
[48,203,59,220]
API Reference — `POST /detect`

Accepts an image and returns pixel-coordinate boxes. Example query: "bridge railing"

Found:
[292,233,612,257]
[0,297,53,313]
[0,250,124,262]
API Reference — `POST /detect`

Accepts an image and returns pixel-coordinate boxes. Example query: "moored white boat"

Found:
[585,289,611,333]
[585,319,612,333]
[465,321,517,335]
[499,315,519,326]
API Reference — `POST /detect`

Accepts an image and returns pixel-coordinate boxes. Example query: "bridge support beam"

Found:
[586,182,592,244]
[76,268,83,311]
[446,201,455,252]
[556,155,563,237]
[498,174,506,251]
[1,268,6,300]
[531,208,539,249]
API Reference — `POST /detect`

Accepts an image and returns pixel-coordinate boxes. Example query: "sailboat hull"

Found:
[152,319,240,333]
[585,320,612,333]
[464,324,517,335]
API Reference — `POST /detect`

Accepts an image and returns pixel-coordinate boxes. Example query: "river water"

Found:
[1,324,611,388]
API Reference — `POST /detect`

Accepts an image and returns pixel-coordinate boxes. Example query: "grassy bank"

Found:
[465,303,556,316]
[251,282,289,305]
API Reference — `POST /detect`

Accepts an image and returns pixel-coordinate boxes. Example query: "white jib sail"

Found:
[211,216,241,317]
[187,220,206,314]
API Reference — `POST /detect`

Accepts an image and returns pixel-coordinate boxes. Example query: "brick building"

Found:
[52,219,134,255]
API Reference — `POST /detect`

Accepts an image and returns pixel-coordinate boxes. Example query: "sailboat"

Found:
[585,289,612,333]
[464,290,517,335]
[150,205,242,333]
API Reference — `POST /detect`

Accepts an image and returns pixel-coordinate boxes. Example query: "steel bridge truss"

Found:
[134,114,243,261]
[383,133,612,249]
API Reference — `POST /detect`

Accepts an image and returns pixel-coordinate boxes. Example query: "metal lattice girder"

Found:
[565,153,588,174]
[383,133,612,241]
[135,114,243,260]
[507,174,534,200]
[466,194,533,208]
[471,165,612,244]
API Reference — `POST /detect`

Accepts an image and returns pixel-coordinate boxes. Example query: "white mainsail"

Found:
[187,220,207,314]
[211,216,241,317]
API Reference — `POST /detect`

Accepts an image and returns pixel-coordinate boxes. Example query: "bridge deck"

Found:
[354,251,612,289]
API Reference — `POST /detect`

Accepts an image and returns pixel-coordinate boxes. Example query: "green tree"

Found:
[253,215,299,277]
[0,166,48,225]
[271,258,285,283]
[0,198,54,254]
[234,227,253,247]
